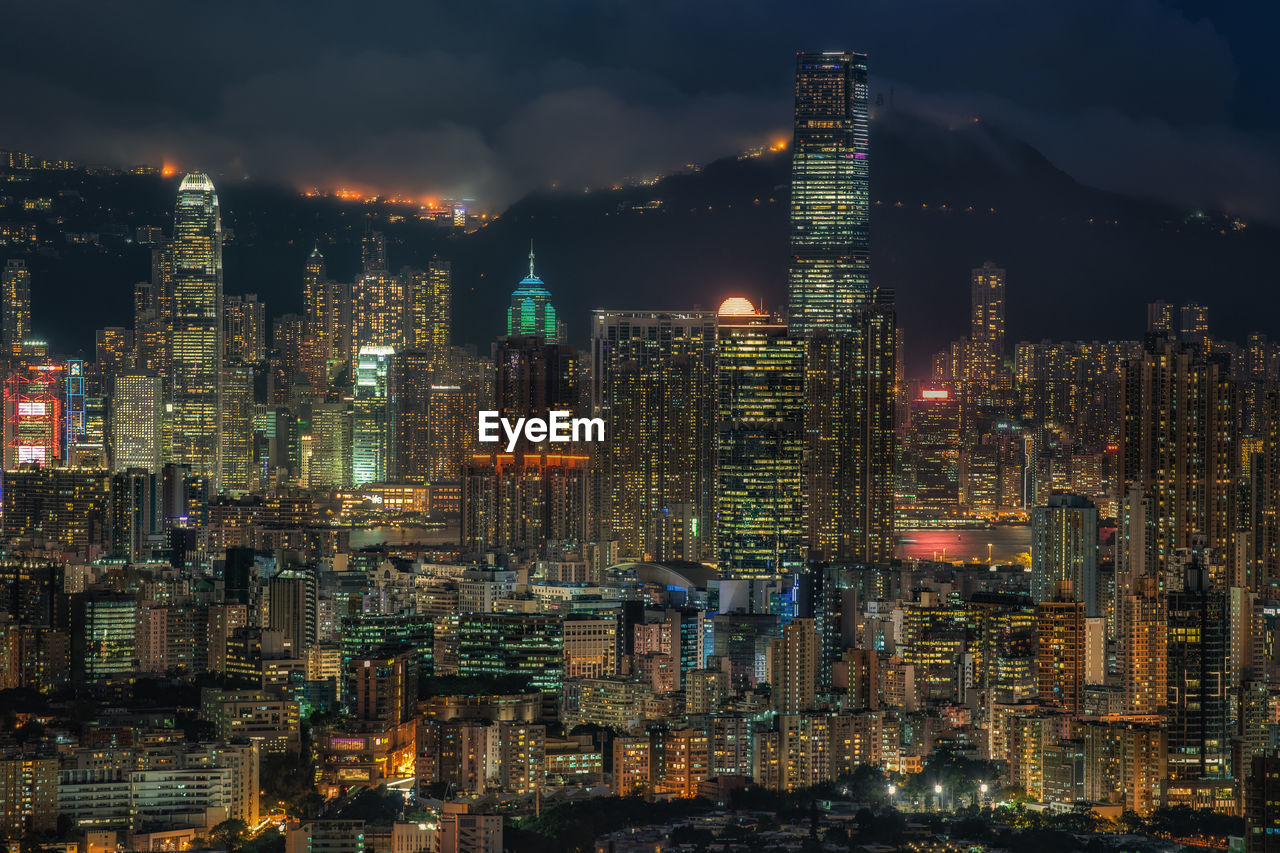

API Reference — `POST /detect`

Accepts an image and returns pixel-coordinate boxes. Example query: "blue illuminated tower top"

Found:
[506,242,564,344]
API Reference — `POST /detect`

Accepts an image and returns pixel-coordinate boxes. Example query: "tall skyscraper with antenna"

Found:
[507,244,564,344]
[169,172,223,485]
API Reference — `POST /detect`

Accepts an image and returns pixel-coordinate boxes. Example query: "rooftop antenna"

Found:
[528,239,536,278]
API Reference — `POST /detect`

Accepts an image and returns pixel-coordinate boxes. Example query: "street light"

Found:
[934,783,943,812]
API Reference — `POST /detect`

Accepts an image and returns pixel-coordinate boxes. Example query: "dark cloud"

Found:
[2,0,1277,217]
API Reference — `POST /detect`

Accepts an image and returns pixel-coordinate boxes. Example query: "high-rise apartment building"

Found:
[971,262,1006,353]
[1166,562,1229,779]
[1119,339,1238,584]
[353,273,407,362]
[219,364,256,494]
[461,452,589,556]
[787,51,870,336]
[1,259,31,352]
[591,311,717,561]
[715,298,805,575]
[1035,599,1085,713]
[803,297,897,563]
[969,262,1006,388]
[268,568,318,652]
[0,754,57,837]
[352,648,418,726]
[1247,752,1280,853]
[224,294,266,364]
[302,246,350,390]
[1031,494,1099,616]
[389,350,433,483]
[768,618,818,714]
[169,173,224,484]
[407,259,452,368]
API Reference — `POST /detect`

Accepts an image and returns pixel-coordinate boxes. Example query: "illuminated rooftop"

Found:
[717,296,758,317]
[178,172,215,192]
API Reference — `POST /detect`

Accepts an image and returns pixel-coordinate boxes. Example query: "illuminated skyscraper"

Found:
[2,259,31,352]
[110,372,163,473]
[268,567,318,651]
[169,173,224,485]
[302,246,349,390]
[1031,494,1099,616]
[461,452,590,556]
[767,617,818,714]
[1122,575,1166,715]
[422,347,485,484]
[352,648,418,726]
[507,246,564,344]
[219,364,256,494]
[1165,561,1228,779]
[803,296,897,563]
[133,274,170,376]
[308,402,351,490]
[407,259,452,368]
[3,367,62,469]
[591,310,717,561]
[969,262,1006,388]
[95,326,134,379]
[456,613,564,693]
[303,245,328,331]
[271,314,307,397]
[71,594,137,681]
[353,272,407,362]
[971,262,1006,352]
[3,467,110,554]
[787,51,870,335]
[1119,338,1238,584]
[389,350,433,484]
[361,228,388,274]
[1258,392,1280,596]
[715,298,805,575]
[352,346,394,485]
[1035,599,1085,713]
[224,294,266,364]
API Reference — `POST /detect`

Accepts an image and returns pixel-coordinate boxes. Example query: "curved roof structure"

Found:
[613,560,719,589]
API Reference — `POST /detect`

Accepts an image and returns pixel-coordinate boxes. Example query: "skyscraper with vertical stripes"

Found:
[169,173,223,486]
[787,51,870,336]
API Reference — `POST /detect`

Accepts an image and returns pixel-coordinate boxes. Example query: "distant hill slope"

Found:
[7,109,1276,375]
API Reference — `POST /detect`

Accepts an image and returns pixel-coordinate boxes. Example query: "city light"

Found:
[0,22,1268,853]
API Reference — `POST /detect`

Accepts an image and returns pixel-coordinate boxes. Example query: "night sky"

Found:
[4,1,1280,221]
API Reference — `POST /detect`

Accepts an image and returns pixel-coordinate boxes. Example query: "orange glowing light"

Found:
[161,164,178,178]
[717,296,758,317]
